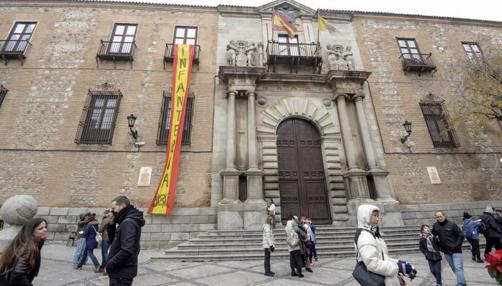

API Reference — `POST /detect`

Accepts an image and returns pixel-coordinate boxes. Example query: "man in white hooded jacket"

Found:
[355,204,415,286]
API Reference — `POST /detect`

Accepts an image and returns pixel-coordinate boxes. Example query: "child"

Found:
[462,212,483,262]
[419,224,442,286]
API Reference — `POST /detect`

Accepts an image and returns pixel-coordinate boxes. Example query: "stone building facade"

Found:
[0,0,501,245]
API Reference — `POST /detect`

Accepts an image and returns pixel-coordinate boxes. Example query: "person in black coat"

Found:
[106,196,145,286]
[432,211,466,286]
[480,205,502,258]
[0,218,48,286]
[419,224,442,286]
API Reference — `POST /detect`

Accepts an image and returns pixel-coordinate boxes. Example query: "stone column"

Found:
[335,94,370,205]
[354,94,397,203]
[353,95,377,170]
[218,89,243,230]
[244,91,266,230]
[247,91,259,171]
[226,90,237,170]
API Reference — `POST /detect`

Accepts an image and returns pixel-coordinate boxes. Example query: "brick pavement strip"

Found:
[36,244,498,286]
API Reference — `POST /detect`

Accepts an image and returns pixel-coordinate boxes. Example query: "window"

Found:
[75,90,122,144]
[0,85,7,108]
[108,24,137,54]
[157,92,194,145]
[277,34,299,56]
[2,22,36,53]
[420,102,456,148]
[173,26,197,45]
[462,42,483,62]
[397,38,423,63]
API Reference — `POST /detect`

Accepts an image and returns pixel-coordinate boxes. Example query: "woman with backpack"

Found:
[76,213,101,272]
[462,212,483,262]
[419,224,442,286]
[354,204,416,286]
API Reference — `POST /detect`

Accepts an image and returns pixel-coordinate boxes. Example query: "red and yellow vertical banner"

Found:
[148,44,194,215]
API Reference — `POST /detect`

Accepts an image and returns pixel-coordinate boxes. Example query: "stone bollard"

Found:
[0,195,38,253]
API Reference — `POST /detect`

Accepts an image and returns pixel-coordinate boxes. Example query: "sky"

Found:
[103,0,501,22]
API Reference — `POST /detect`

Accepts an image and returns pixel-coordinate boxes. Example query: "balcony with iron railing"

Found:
[266,41,322,74]
[0,40,32,64]
[164,44,200,68]
[96,40,136,62]
[400,53,436,74]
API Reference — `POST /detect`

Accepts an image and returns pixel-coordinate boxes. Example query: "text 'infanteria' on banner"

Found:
[148,44,194,215]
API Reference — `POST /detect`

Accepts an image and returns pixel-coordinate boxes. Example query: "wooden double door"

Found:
[277,118,332,224]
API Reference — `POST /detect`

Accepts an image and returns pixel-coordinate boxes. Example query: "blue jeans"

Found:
[72,238,87,266]
[78,249,100,269]
[101,239,111,267]
[428,260,442,286]
[444,253,466,286]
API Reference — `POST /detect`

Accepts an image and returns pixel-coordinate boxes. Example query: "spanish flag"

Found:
[272,9,297,38]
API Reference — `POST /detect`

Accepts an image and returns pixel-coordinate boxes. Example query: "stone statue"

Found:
[326,44,355,71]
[225,40,262,67]
[226,40,238,66]
[343,46,354,70]
[0,195,38,252]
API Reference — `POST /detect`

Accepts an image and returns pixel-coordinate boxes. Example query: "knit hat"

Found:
[463,212,472,219]
[485,205,494,214]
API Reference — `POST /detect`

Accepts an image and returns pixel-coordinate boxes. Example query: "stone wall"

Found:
[351,14,502,203]
[0,2,217,209]
[36,207,216,248]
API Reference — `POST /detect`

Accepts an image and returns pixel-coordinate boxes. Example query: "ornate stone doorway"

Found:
[277,118,332,224]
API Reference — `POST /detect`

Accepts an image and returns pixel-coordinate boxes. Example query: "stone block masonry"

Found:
[34,207,216,249]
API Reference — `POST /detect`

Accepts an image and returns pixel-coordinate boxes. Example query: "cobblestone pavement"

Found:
[37,244,497,286]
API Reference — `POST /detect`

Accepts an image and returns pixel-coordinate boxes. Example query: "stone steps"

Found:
[154,225,482,262]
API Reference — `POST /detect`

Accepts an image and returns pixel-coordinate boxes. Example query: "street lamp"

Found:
[127,114,138,140]
[400,120,412,144]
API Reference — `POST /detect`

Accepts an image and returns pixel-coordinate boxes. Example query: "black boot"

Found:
[291,269,298,277]
[297,267,304,278]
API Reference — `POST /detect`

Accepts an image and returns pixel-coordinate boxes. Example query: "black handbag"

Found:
[352,261,385,286]
[352,228,386,286]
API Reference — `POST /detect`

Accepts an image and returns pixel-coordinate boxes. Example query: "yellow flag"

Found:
[318,15,328,32]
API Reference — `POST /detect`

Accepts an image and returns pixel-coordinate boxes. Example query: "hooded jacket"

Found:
[284,220,300,252]
[355,204,400,286]
[106,205,145,279]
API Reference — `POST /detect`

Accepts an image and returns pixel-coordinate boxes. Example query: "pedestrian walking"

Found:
[72,212,90,268]
[267,199,276,228]
[262,215,275,277]
[97,209,114,273]
[106,196,145,286]
[480,205,502,258]
[419,224,442,286]
[0,218,48,285]
[353,204,416,286]
[462,212,483,262]
[307,218,318,262]
[76,213,101,271]
[285,217,303,278]
[432,211,466,286]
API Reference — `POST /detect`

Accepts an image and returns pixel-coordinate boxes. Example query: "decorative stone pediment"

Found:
[258,0,316,17]
[327,70,371,96]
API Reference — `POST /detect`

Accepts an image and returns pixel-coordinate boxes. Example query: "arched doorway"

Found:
[277,118,332,224]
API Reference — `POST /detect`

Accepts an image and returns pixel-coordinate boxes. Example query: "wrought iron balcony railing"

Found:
[0,40,32,64]
[96,40,136,62]
[266,41,322,73]
[400,53,436,74]
[164,44,200,68]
